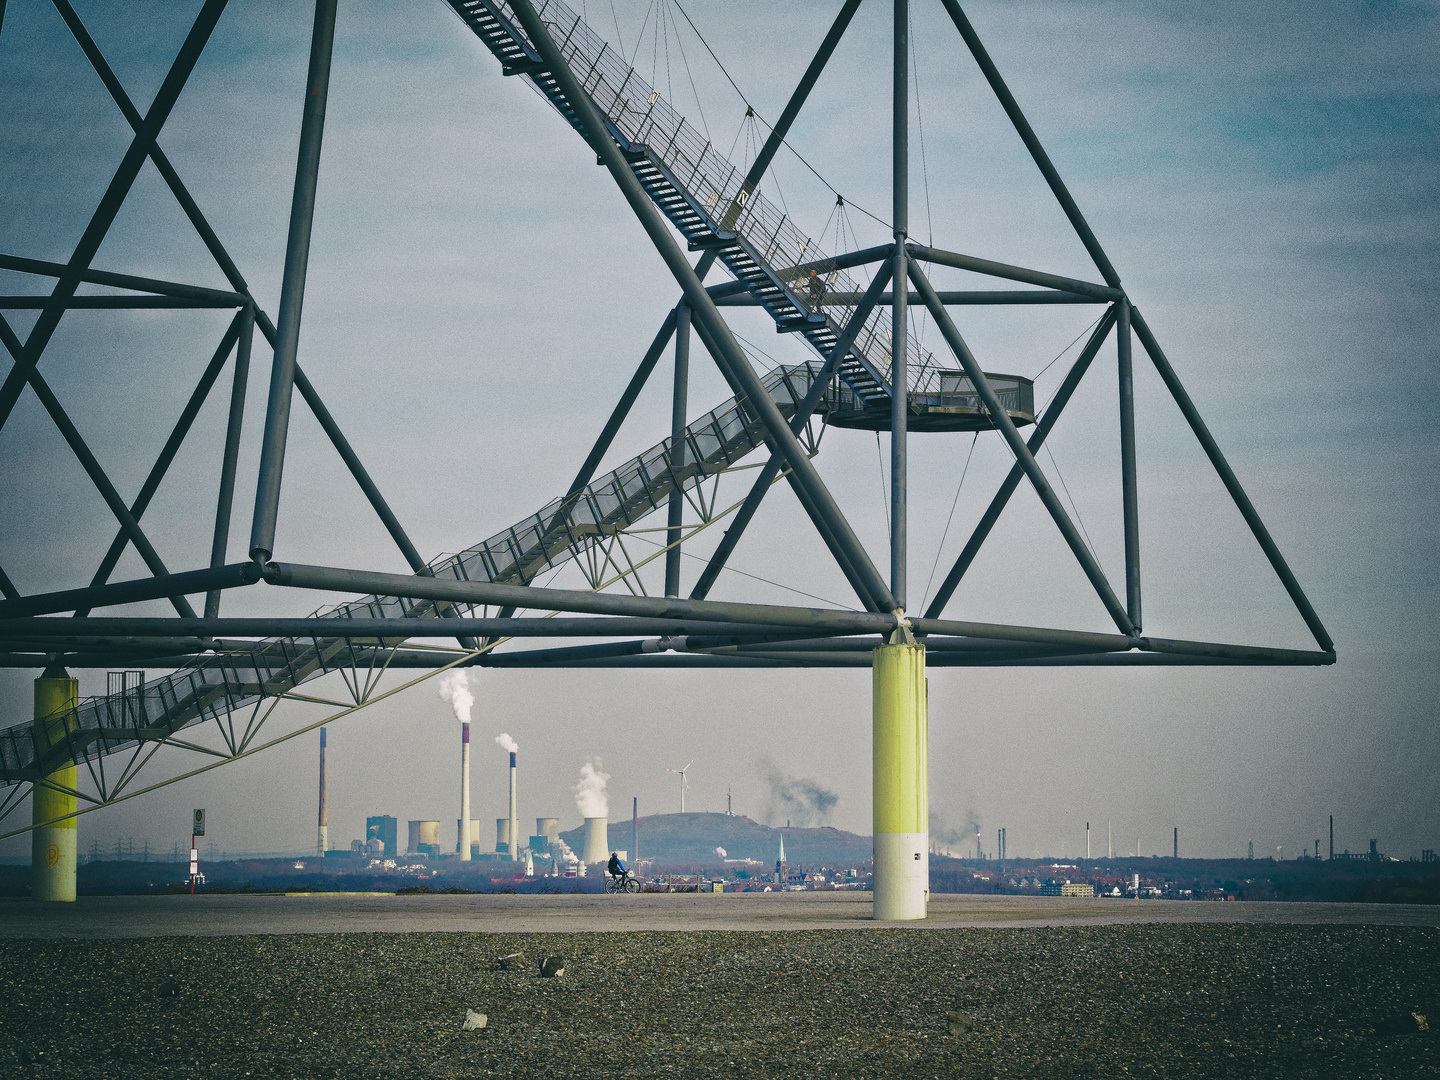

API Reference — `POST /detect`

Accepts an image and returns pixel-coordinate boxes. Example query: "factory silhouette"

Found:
[313,724,870,889]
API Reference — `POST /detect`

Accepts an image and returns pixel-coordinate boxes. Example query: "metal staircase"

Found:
[0,360,827,786]
[1,0,915,788]
[445,0,942,409]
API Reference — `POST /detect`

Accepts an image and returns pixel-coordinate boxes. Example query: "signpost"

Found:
[190,810,204,894]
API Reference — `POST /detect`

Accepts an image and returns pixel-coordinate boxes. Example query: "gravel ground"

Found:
[0,925,1435,1078]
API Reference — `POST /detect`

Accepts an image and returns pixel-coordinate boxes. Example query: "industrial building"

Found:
[366,816,397,858]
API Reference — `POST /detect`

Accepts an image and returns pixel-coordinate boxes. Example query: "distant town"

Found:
[2,811,1434,904]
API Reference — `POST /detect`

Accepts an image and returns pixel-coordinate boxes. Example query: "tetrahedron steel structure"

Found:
[0,0,1332,836]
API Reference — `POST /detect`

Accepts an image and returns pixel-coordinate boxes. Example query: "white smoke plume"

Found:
[572,757,609,818]
[715,846,727,859]
[436,670,473,725]
[495,732,519,754]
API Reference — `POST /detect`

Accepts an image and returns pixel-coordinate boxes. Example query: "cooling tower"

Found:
[455,819,481,852]
[408,820,440,853]
[582,816,608,863]
[536,817,560,842]
[496,817,511,853]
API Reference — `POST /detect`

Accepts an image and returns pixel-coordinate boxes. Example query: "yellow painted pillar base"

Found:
[873,641,928,920]
[32,669,79,902]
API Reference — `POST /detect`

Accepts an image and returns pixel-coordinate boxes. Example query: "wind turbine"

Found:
[667,760,694,813]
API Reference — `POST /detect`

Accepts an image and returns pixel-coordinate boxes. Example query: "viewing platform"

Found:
[826,371,1036,432]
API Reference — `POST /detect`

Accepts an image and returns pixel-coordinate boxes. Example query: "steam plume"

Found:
[436,670,473,724]
[495,732,519,754]
[572,757,609,818]
[760,759,837,827]
[715,846,727,858]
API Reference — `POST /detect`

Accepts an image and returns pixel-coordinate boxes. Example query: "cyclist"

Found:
[607,852,626,883]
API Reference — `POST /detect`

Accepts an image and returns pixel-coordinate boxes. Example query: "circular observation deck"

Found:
[825,371,1035,432]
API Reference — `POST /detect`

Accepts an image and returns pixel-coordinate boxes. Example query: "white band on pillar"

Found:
[873,832,928,920]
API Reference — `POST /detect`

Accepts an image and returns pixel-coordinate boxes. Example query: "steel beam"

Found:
[242,309,429,577]
[291,367,426,573]
[891,0,910,612]
[207,306,254,618]
[689,259,894,601]
[1117,299,1141,630]
[0,564,258,620]
[1130,307,1334,653]
[687,315,879,611]
[923,307,1117,619]
[665,301,690,597]
[0,0,227,435]
[555,300,684,526]
[249,0,337,563]
[778,244,898,282]
[0,296,237,310]
[905,244,1120,302]
[509,0,896,613]
[49,0,263,315]
[0,314,198,619]
[77,312,244,616]
[0,617,851,640]
[0,255,245,307]
[908,263,1135,635]
[936,0,1122,290]
[265,561,1151,655]
[468,647,1331,669]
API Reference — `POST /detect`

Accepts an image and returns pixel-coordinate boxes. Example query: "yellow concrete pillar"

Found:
[873,641,927,920]
[32,668,79,902]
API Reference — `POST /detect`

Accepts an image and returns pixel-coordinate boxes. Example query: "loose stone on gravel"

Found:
[462,1009,487,1031]
[495,952,525,971]
[538,955,565,977]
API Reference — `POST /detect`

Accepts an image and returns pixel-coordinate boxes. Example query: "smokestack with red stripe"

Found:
[459,722,472,861]
[317,727,328,856]
[497,733,519,861]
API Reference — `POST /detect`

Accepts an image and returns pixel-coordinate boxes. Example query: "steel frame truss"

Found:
[0,0,1333,835]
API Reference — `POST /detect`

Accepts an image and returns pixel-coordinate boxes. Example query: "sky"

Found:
[0,0,1436,863]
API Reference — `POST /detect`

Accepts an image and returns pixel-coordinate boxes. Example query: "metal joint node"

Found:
[888,611,915,646]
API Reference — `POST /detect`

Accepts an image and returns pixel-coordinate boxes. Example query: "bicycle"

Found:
[603,870,641,893]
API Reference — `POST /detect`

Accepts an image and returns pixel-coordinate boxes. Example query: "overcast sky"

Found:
[1,0,1436,863]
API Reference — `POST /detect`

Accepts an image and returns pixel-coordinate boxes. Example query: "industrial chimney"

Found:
[317,727,328,856]
[459,722,472,861]
[582,816,608,864]
[508,751,519,862]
